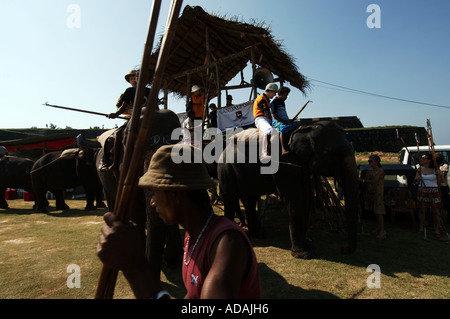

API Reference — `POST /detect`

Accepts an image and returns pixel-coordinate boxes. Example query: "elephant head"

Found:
[288,121,358,255]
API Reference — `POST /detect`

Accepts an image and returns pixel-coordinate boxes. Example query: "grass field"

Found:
[1,195,449,299]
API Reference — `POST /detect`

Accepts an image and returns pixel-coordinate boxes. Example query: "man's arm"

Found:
[97,212,162,298]
[200,230,250,298]
[108,101,129,118]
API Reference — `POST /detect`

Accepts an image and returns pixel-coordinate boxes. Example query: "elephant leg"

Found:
[235,201,247,227]
[287,201,312,259]
[241,195,263,237]
[340,156,359,254]
[0,187,8,209]
[84,187,96,211]
[276,168,313,259]
[54,190,69,210]
[221,190,242,223]
[95,183,106,208]
[35,193,49,213]
[31,179,49,213]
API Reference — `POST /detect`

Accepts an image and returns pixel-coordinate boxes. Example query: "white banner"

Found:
[177,100,255,132]
[217,100,254,132]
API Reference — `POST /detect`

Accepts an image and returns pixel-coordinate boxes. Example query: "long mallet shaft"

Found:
[43,102,128,120]
[293,100,312,120]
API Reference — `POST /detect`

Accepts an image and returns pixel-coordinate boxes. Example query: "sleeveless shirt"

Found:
[190,94,205,118]
[421,173,438,188]
[253,93,270,119]
[182,216,261,299]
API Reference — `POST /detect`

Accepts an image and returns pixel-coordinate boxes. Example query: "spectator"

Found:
[415,152,444,238]
[0,145,8,158]
[436,153,450,218]
[209,103,217,128]
[76,130,88,150]
[360,154,386,239]
[226,94,233,106]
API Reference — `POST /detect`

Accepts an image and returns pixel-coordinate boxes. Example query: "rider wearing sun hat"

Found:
[253,82,278,161]
[109,69,154,119]
[97,144,261,299]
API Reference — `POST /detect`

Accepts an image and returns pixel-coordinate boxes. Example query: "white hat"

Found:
[191,85,201,93]
[265,83,279,92]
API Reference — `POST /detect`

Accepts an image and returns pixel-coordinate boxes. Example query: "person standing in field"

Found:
[360,154,386,239]
[415,152,444,238]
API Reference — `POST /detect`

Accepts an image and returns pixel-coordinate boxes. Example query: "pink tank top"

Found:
[182,216,261,299]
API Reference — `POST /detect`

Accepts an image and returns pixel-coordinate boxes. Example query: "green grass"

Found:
[1,198,449,299]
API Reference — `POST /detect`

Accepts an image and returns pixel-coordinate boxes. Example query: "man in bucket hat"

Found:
[109,69,154,119]
[97,144,261,299]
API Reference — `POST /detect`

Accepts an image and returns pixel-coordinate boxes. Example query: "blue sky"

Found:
[1,0,449,145]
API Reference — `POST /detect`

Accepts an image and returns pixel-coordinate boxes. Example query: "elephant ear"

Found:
[288,126,314,164]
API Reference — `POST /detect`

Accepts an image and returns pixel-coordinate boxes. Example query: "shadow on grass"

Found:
[0,200,107,218]
[249,203,450,281]
[44,207,107,217]
[258,263,339,298]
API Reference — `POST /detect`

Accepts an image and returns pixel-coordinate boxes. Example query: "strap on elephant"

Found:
[100,128,124,172]
[30,148,86,175]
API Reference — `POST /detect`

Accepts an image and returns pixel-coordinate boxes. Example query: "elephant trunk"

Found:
[340,154,359,254]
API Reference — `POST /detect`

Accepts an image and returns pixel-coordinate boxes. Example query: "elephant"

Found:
[95,109,184,279]
[30,148,105,213]
[0,155,35,209]
[217,121,359,259]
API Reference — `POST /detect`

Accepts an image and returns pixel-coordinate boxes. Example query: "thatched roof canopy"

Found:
[146,5,309,100]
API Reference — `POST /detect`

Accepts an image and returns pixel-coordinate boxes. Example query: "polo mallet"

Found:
[293,100,312,120]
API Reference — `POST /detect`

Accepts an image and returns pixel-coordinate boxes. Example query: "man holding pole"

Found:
[108,69,154,119]
[97,144,261,299]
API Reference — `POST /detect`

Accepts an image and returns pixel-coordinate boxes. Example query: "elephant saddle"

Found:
[97,128,124,172]
[61,148,85,160]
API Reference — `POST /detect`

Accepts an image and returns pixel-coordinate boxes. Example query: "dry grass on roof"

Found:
[145,5,309,99]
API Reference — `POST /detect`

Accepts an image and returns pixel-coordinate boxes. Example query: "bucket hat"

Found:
[138,144,216,190]
[125,69,139,83]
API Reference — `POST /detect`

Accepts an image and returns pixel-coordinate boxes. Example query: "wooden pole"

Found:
[43,102,128,120]
[250,48,257,100]
[95,0,183,299]
[293,100,312,120]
